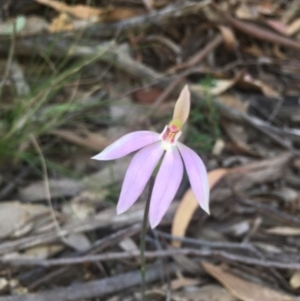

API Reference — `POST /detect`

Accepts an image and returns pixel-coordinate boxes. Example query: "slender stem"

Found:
[140,175,155,300]
[0,21,16,100]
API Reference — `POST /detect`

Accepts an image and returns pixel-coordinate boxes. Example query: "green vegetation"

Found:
[187,76,221,153]
[0,52,108,169]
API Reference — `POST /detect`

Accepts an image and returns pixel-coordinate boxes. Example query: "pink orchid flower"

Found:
[92,85,209,228]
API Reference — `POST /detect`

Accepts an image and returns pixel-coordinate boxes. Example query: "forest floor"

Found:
[1,0,300,300]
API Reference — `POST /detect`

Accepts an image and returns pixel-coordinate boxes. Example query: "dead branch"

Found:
[84,0,212,39]
[0,202,177,255]
[3,248,300,270]
[156,230,260,252]
[0,263,176,301]
[0,0,211,52]
[21,225,141,290]
[211,3,300,51]
[237,197,300,226]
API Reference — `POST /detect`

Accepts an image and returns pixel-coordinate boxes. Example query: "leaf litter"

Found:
[0,0,300,300]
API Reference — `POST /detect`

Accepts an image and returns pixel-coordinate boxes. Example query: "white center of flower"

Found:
[159,125,182,151]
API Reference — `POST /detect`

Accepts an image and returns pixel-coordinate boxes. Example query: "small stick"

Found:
[26,224,141,290]
[237,197,300,225]
[30,135,67,244]
[0,263,177,301]
[211,3,300,51]
[3,248,300,270]
[173,34,223,71]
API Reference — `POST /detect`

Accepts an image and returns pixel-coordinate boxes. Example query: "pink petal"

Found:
[117,142,164,214]
[178,142,210,214]
[149,147,183,228]
[92,131,160,161]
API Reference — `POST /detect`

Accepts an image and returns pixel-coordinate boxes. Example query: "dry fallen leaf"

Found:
[290,271,300,289]
[222,120,260,156]
[217,93,247,113]
[171,168,229,247]
[0,202,49,238]
[0,15,46,37]
[202,261,297,301]
[36,0,142,23]
[119,237,139,252]
[51,129,109,151]
[257,1,277,15]
[211,153,292,202]
[132,88,165,104]
[218,25,237,51]
[272,44,287,59]
[24,245,64,259]
[100,7,144,23]
[172,153,291,246]
[235,4,257,20]
[265,227,300,236]
[19,178,84,202]
[212,138,226,155]
[20,156,131,202]
[223,220,251,237]
[265,20,287,35]
[64,233,91,251]
[242,44,264,57]
[0,278,8,291]
[35,0,104,20]
[239,74,280,97]
[19,16,49,36]
[49,13,74,32]
[191,78,237,96]
[161,276,201,291]
[287,18,300,36]
[191,72,244,96]
[174,284,237,301]
[62,195,96,222]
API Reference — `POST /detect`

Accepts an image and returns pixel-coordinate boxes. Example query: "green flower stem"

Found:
[140,175,155,301]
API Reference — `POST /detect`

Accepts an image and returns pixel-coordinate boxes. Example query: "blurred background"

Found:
[0,0,300,300]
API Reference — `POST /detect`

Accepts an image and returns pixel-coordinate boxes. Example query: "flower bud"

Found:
[171,85,190,130]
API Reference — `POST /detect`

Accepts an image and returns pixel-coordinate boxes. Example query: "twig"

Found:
[145,35,182,62]
[156,231,260,253]
[236,197,300,226]
[0,263,176,301]
[195,90,300,154]
[27,36,300,153]
[3,248,300,270]
[84,1,212,39]
[2,27,298,152]
[173,34,223,71]
[29,135,67,244]
[211,4,300,51]
[0,1,211,49]
[0,202,178,255]
[142,77,184,123]
[226,172,300,225]
[26,224,141,290]
[141,35,224,120]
